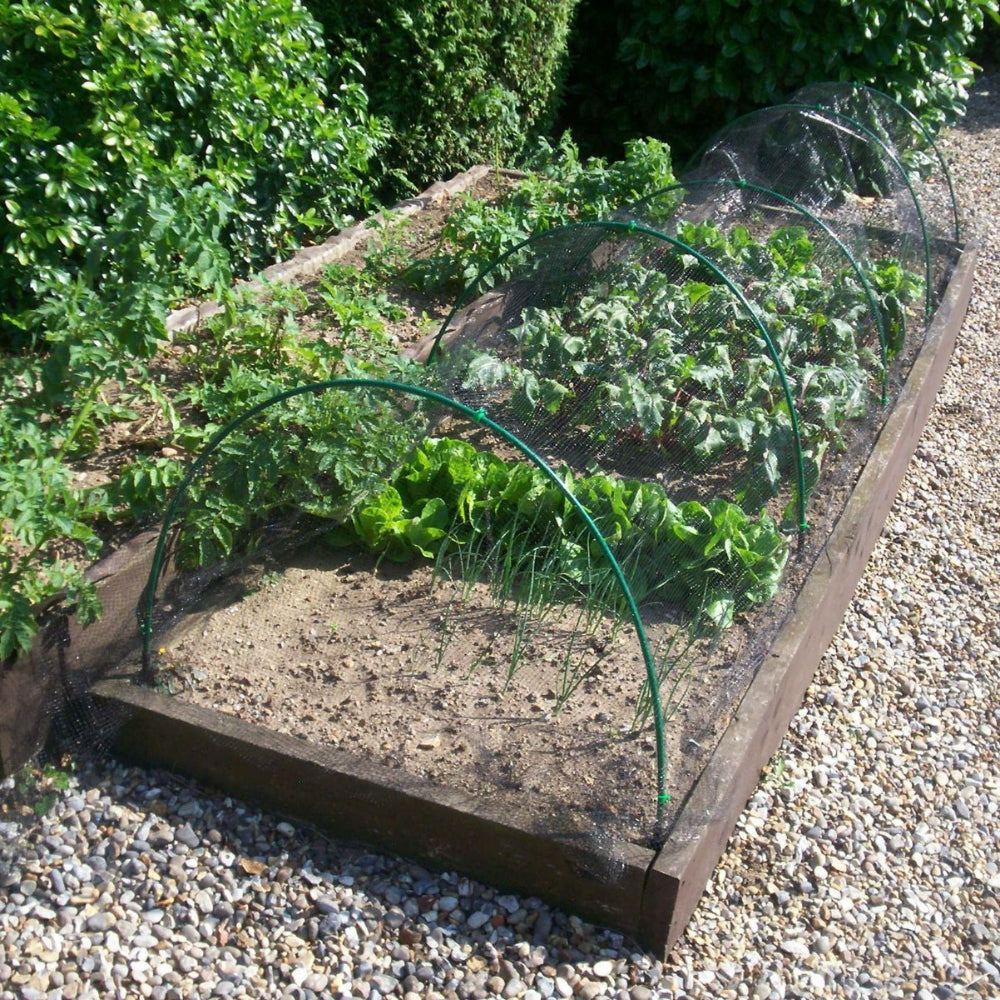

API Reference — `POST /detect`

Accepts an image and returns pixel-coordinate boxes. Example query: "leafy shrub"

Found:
[302,0,578,191]
[561,0,998,158]
[0,0,385,357]
[0,399,108,661]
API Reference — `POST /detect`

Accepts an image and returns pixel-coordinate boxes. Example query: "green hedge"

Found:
[0,0,384,357]
[970,7,1000,65]
[304,0,578,192]
[561,0,998,158]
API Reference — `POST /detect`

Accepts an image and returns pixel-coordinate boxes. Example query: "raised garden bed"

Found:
[4,152,976,954]
[91,242,974,956]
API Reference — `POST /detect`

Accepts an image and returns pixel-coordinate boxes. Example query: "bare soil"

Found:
[145,538,757,854]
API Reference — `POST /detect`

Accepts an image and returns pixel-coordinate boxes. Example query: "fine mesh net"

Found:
[684,103,932,326]
[622,180,897,388]
[3,84,966,891]
[131,381,676,855]
[418,194,926,848]
[433,220,846,522]
[789,82,961,272]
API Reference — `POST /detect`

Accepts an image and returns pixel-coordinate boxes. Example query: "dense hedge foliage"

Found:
[971,7,1000,64]
[0,0,384,358]
[303,0,578,192]
[561,0,998,157]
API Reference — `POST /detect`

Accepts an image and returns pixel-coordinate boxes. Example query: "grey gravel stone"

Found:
[174,824,200,849]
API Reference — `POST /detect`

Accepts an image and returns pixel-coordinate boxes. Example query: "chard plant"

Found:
[450,222,922,516]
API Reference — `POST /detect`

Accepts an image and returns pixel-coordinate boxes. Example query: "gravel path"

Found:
[3,78,1000,1000]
